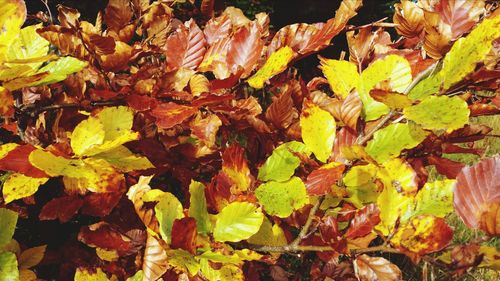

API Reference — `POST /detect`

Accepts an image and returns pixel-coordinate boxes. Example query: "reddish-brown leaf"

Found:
[265,89,295,129]
[78,222,138,256]
[226,21,264,78]
[104,0,133,31]
[165,19,207,72]
[39,195,84,223]
[170,217,197,254]
[345,204,381,239]
[434,0,485,40]
[151,102,198,129]
[454,156,500,235]
[221,144,253,193]
[319,215,340,245]
[200,0,215,19]
[354,254,402,281]
[203,14,232,45]
[0,145,48,178]
[469,103,500,117]
[190,113,222,148]
[393,0,425,38]
[81,192,123,217]
[306,163,345,196]
[443,124,492,143]
[427,155,465,179]
[125,94,158,112]
[340,91,362,130]
[331,127,357,163]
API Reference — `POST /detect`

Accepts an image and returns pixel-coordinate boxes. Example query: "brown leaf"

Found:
[170,217,197,254]
[88,34,116,56]
[99,41,133,72]
[221,144,253,193]
[340,91,362,130]
[354,254,402,281]
[78,222,138,256]
[190,113,222,148]
[434,0,485,40]
[469,103,500,117]
[151,102,198,129]
[165,19,207,72]
[423,10,453,59]
[309,90,342,120]
[442,124,492,143]
[222,7,250,29]
[80,191,123,217]
[57,5,81,29]
[427,155,465,179]
[189,74,210,96]
[331,127,358,163]
[226,21,264,78]
[393,0,425,38]
[200,0,214,19]
[345,204,381,239]
[198,37,231,79]
[37,26,89,60]
[454,156,500,235]
[265,89,295,129]
[203,14,232,45]
[104,0,133,31]
[39,195,84,223]
[143,234,168,281]
[347,27,378,67]
[319,215,340,244]
[306,163,345,196]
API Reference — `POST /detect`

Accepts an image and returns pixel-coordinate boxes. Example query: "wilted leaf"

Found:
[2,173,48,203]
[306,162,345,196]
[213,202,264,242]
[165,19,206,71]
[144,190,184,243]
[393,0,424,38]
[265,89,295,129]
[18,245,46,269]
[0,252,19,281]
[74,267,112,281]
[300,99,336,162]
[255,177,309,218]
[0,208,18,246]
[365,123,428,163]
[99,41,132,72]
[170,217,197,254]
[354,254,402,281]
[78,222,137,256]
[142,234,168,281]
[247,46,294,89]
[221,145,252,193]
[104,0,133,31]
[258,141,311,182]
[226,21,264,77]
[320,58,360,99]
[340,91,362,130]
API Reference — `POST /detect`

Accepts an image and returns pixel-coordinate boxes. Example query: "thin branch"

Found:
[356,111,394,145]
[248,244,335,253]
[40,0,53,23]
[21,100,123,118]
[350,245,401,255]
[345,17,396,31]
[290,197,323,247]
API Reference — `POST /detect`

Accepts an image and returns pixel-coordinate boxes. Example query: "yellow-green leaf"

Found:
[379,158,418,194]
[255,177,309,218]
[247,46,294,89]
[0,252,19,281]
[165,249,200,276]
[188,180,211,234]
[300,100,336,162]
[0,208,17,246]
[96,106,135,141]
[344,164,380,207]
[213,202,264,242]
[93,146,153,172]
[2,173,48,203]
[4,24,49,68]
[71,117,106,156]
[74,267,113,281]
[320,58,360,98]
[32,57,87,86]
[365,123,428,163]
[0,0,26,62]
[145,190,184,243]
[376,183,411,236]
[257,141,311,182]
[247,217,287,246]
[403,95,470,132]
[359,55,412,120]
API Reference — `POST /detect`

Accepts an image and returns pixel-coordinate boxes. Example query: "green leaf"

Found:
[300,100,336,162]
[166,249,200,276]
[188,180,211,234]
[125,271,143,281]
[145,191,184,244]
[2,173,48,203]
[0,252,19,281]
[344,164,380,207]
[247,217,288,246]
[403,95,470,132]
[0,208,18,246]
[255,177,309,218]
[359,55,412,120]
[365,123,428,163]
[257,141,311,182]
[93,146,153,172]
[409,16,500,100]
[320,58,360,98]
[71,117,106,156]
[401,179,456,223]
[33,57,87,86]
[213,202,263,242]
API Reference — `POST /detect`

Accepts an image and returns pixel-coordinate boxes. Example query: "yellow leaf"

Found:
[375,182,411,236]
[0,143,18,159]
[247,217,288,246]
[0,0,26,62]
[319,58,360,98]
[4,24,49,69]
[96,248,119,262]
[2,173,48,203]
[379,158,418,194]
[18,245,46,269]
[74,267,115,281]
[300,100,336,162]
[247,46,294,89]
[71,117,106,156]
[93,145,153,172]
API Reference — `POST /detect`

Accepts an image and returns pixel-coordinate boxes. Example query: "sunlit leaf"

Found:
[188,180,211,234]
[344,164,380,207]
[257,141,311,182]
[379,158,418,194]
[142,234,168,281]
[4,24,49,69]
[365,123,428,164]
[221,145,252,193]
[74,267,113,281]
[319,58,359,99]
[354,254,402,281]
[403,95,470,132]
[376,182,412,236]
[0,208,17,246]
[71,116,106,156]
[0,0,26,62]
[247,217,288,246]
[247,46,294,89]
[0,252,19,281]
[226,21,264,77]
[213,202,264,242]
[144,190,184,243]
[300,100,336,162]
[255,177,309,218]
[165,249,200,276]
[151,102,198,130]
[2,173,48,203]
[393,0,424,38]
[93,146,153,172]
[31,56,87,86]
[306,162,345,196]
[345,204,381,239]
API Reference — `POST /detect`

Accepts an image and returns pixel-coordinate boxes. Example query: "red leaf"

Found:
[427,155,465,179]
[443,124,492,143]
[170,217,197,254]
[434,0,485,40]
[319,216,340,244]
[39,195,84,223]
[331,127,357,163]
[81,192,123,217]
[226,22,264,78]
[151,102,198,129]
[104,0,133,31]
[265,88,295,129]
[200,0,215,19]
[0,145,48,178]
[165,19,206,72]
[78,222,138,256]
[306,164,345,196]
[345,204,381,239]
[221,144,253,193]
[454,156,500,235]
[340,91,362,130]
[126,94,158,111]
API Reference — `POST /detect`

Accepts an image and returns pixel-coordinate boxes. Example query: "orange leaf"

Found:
[305,163,345,196]
[354,254,402,281]
[151,102,198,130]
[226,21,264,78]
[165,19,207,72]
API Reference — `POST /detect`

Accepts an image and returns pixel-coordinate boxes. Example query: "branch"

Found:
[21,100,123,118]
[356,111,394,145]
[345,18,397,31]
[249,244,335,253]
[350,245,401,255]
[290,197,323,247]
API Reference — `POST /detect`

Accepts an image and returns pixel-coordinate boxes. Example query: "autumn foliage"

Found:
[0,0,499,280]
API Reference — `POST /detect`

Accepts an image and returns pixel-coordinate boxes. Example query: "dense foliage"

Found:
[0,0,499,280]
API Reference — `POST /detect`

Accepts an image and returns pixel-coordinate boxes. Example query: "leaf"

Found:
[78,222,137,256]
[151,102,198,129]
[170,217,197,254]
[125,271,143,281]
[104,0,133,31]
[409,15,500,100]
[403,95,470,132]
[247,217,288,246]
[0,0,26,61]
[39,195,84,223]
[320,58,360,99]
[401,179,455,223]
[4,24,49,68]
[18,245,46,269]
[93,146,153,172]
[359,55,413,121]
[189,74,209,96]
[340,91,362,130]
[0,252,19,281]
[255,177,309,218]
[354,254,402,281]
[31,56,87,86]
[247,46,295,89]
[188,180,211,234]
[74,267,112,281]
[257,141,311,182]
[96,106,134,141]
[379,158,419,195]
[306,162,345,196]
[435,0,485,40]
[376,182,412,236]
[165,249,200,276]
[300,100,336,162]
[142,234,168,281]
[203,15,232,45]
[345,204,381,239]
[393,0,424,38]
[221,145,252,193]
[265,89,295,129]
[226,21,264,78]
[390,215,453,255]
[165,19,206,71]
[0,208,17,246]
[365,123,428,164]
[369,89,413,109]
[99,41,132,72]
[2,173,48,203]
[344,164,380,206]
[145,191,184,243]
[213,202,264,242]
[454,155,500,235]
[71,116,106,156]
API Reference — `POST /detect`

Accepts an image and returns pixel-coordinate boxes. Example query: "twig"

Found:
[40,0,53,23]
[290,197,323,247]
[356,111,394,145]
[345,17,396,32]
[249,244,335,253]
[21,100,123,118]
[350,245,401,255]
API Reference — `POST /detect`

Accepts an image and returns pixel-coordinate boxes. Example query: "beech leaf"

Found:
[255,177,309,218]
[213,202,264,242]
[300,100,336,163]
[0,208,17,246]
[188,180,211,234]
[2,173,48,203]
[0,252,19,281]
[257,141,311,182]
[354,254,402,281]
[247,46,294,89]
